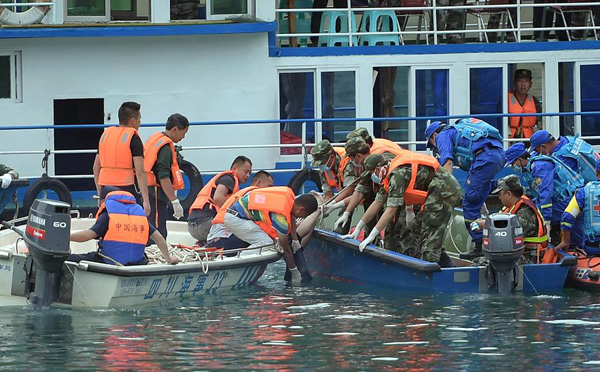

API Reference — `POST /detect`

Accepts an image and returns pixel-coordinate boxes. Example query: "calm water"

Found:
[2,261,600,371]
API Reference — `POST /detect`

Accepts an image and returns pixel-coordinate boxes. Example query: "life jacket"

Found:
[98,126,137,186]
[448,118,503,171]
[582,182,600,243]
[189,171,240,214]
[212,186,259,225]
[508,92,537,138]
[383,152,439,205]
[372,138,402,151]
[553,135,598,183]
[337,156,351,186]
[143,132,184,190]
[524,155,584,201]
[98,191,149,265]
[245,186,295,239]
[504,196,548,248]
[323,147,346,190]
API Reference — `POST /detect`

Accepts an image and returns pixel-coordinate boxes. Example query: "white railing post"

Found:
[255,0,275,22]
[150,0,170,23]
[51,0,64,25]
[347,0,353,46]
[432,0,438,45]
[516,0,521,42]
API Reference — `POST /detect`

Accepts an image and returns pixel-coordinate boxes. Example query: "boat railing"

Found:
[276,0,600,46]
[0,0,62,25]
[0,110,599,179]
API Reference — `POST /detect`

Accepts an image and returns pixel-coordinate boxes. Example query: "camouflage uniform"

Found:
[0,164,18,178]
[311,140,343,197]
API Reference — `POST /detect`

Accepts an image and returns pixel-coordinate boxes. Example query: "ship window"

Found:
[279,71,315,155]
[559,62,575,137]
[321,70,355,143]
[416,69,448,151]
[0,52,21,102]
[67,0,106,17]
[580,64,600,145]
[373,66,409,142]
[469,67,503,133]
[206,0,251,20]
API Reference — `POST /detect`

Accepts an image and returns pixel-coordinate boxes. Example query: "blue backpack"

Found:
[583,181,600,243]
[450,118,503,171]
[524,155,584,201]
[553,135,597,183]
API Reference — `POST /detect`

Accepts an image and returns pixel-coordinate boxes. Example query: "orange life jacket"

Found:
[323,147,347,190]
[508,91,537,138]
[189,170,240,213]
[371,143,406,157]
[504,196,550,263]
[245,186,295,239]
[98,126,137,186]
[383,152,439,205]
[373,138,402,152]
[143,132,184,190]
[212,186,259,225]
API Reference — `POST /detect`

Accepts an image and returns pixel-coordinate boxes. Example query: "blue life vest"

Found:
[523,155,584,201]
[553,135,597,183]
[583,182,600,243]
[450,118,503,171]
[100,191,149,265]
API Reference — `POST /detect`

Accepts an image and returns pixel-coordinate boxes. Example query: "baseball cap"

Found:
[345,137,369,157]
[529,130,553,152]
[505,143,528,167]
[425,121,443,148]
[310,140,334,167]
[492,175,523,194]
[347,127,371,141]
[514,69,533,80]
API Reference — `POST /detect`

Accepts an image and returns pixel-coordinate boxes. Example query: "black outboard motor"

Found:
[482,213,524,294]
[23,199,71,309]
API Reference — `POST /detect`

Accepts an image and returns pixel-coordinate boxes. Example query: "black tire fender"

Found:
[177,159,203,216]
[287,168,322,195]
[22,177,72,216]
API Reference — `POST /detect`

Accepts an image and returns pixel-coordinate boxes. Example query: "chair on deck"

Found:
[548,0,599,41]
[468,0,518,43]
[318,10,359,46]
[358,9,403,45]
[396,0,430,45]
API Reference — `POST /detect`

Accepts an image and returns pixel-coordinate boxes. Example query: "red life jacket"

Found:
[143,132,184,190]
[98,126,137,186]
[189,170,240,214]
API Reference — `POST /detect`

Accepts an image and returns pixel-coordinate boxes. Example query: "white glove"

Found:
[291,239,302,254]
[0,174,12,189]
[171,199,184,220]
[359,227,380,252]
[405,205,415,225]
[334,211,351,231]
[342,220,366,240]
[546,222,552,239]
[323,200,346,218]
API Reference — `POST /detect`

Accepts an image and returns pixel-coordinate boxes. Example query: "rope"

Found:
[517,264,540,296]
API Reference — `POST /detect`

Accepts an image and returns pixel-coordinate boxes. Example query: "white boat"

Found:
[0,216,281,309]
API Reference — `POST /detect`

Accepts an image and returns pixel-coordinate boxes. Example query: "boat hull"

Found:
[566,251,600,291]
[304,229,576,294]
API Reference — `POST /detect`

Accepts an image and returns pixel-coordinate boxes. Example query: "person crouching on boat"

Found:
[143,113,189,239]
[426,118,506,260]
[187,156,252,245]
[556,158,600,256]
[223,186,318,283]
[0,163,19,189]
[346,127,403,154]
[475,175,550,264]
[68,187,179,265]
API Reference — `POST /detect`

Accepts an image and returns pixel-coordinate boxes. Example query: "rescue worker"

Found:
[346,153,460,267]
[0,163,18,189]
[68,187,178,265]
[346,127,402,153]
[206,170,274,250]
[223,186,318,283]
[187,156,252,245]
[479,175,549,264]
[143,113,189,239]
[505,142,584,246]
[530,130,598,183]
[556,158,600,255]
[425,118,506,259]
[334,137,406,232]
[506,69,542,139]
[93,101,151,216]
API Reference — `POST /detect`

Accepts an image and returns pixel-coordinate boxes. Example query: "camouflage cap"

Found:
[363,154,385,172]
[344,137,369,157]
[311,140,334,166]
[492,175,523,194]
[346,127,371,141]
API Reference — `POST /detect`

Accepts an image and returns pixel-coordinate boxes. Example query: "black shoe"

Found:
[460,242,483,260]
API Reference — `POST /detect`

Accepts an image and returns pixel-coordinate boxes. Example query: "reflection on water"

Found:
[2,261,600,371]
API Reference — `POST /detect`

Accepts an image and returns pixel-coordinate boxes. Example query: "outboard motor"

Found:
[23,199,71,309]
[482,213,524,294]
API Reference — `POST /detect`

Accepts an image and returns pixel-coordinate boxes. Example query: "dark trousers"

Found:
[149,190,168,240]
[206,234,250,256]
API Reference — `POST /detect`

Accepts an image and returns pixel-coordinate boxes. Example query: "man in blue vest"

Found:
[505,142,584,246]
[426,118,506,259]
[556,158,600,254]
[68,187,179,265]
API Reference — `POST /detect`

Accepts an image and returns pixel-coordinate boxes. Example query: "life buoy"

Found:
[176,159,203,218]
[0,0,49,25]
[22,176,71,217]
[287,168,322,195]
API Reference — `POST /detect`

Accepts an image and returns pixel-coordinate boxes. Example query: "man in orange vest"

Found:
[344,152,461,267]
[143,113,189,239]
[68,187,178,265]
[223,187,318,282]
[506,69,542,139]
[187,156,252,245]
[93,101,151,216]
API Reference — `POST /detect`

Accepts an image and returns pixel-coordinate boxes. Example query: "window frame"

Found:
[0,51,22,103]
[205,0,253,21]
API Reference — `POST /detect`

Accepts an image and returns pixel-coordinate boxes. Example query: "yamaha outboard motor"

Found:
[23,199,71,309]
[482,213,524,294]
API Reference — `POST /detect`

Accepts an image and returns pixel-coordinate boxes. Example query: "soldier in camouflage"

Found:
[0,164,18,189]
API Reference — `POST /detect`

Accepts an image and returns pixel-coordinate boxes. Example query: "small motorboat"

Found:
[566,249,600,291]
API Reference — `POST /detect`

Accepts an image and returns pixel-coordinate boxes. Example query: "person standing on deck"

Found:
[93,101,151,216]
[143,113,189,239]
[425,118,506,260]
[505,69,542,139]
[187,156,252,245]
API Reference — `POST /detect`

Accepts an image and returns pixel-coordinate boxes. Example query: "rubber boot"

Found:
[460,241,483,260]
